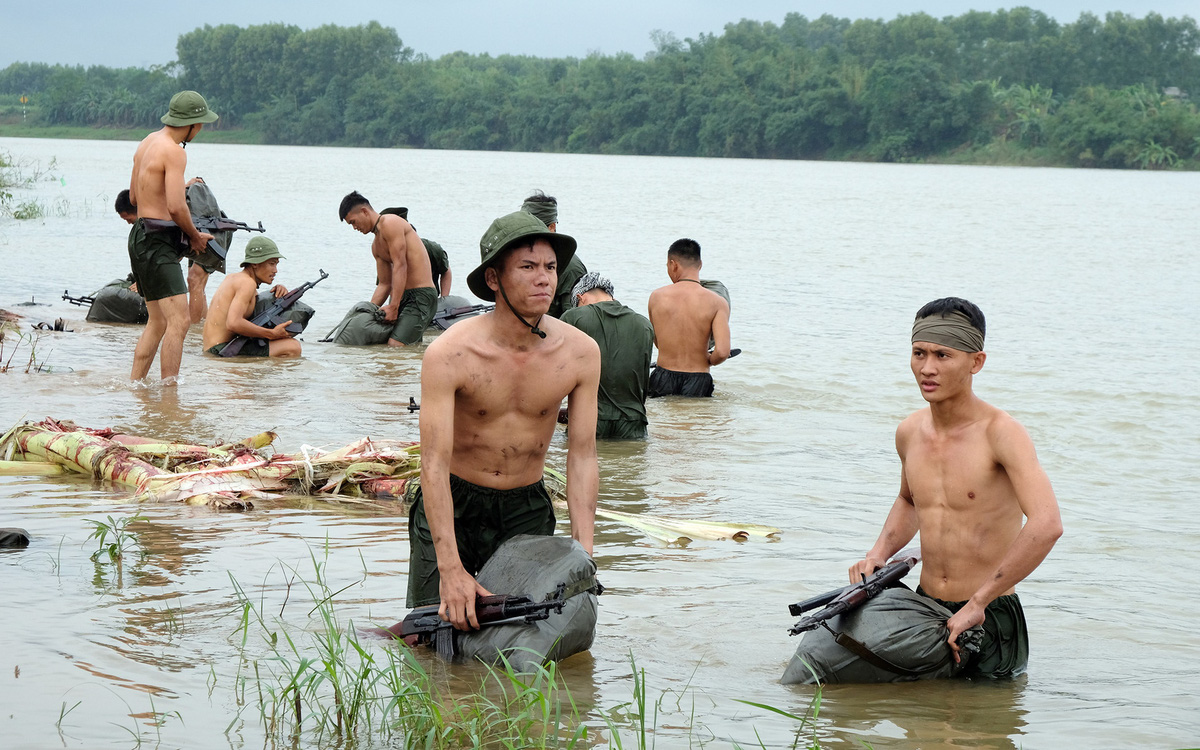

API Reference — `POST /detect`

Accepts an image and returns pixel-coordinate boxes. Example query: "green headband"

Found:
[911,311,984,353]
[521,199,557,226]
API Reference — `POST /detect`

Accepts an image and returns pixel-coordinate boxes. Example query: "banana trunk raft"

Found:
[0,419,780,544]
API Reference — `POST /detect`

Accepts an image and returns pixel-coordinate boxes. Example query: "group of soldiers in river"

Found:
[107,91,1063,683]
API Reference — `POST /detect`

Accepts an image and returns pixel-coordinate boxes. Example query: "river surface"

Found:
[0,137,1197,749]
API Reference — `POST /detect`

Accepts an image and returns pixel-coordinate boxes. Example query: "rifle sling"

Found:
[823,623,936,679]
[556,576,603,600]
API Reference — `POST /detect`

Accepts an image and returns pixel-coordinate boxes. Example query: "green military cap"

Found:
[468,211,576,301]
[161,91,219,127]
[241,236,285,267]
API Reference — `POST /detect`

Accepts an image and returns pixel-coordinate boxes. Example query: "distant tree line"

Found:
[3,9,1200,169]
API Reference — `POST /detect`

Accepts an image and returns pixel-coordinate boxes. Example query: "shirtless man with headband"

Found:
[849,296,1062,678]
[409,210,600,631]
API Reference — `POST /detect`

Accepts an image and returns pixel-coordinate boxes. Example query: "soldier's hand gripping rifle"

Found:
[787,548,921,636]
[220,270,328,357]
[141,215,266,269]
[374,583,567,660]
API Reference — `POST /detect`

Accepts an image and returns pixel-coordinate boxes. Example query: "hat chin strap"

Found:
[496,280,546,339]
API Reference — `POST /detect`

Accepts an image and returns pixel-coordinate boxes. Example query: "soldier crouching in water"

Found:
[339,191,437,346]
[201,237,300,358]
[408,211,600,630]
[796,297,1061,684]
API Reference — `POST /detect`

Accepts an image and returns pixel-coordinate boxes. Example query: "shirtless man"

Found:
[646,238,732,397]
[126,91,218,383]
[410,210,600,630]
[201,236,300,358]
[849,297,1062,678]
[339,191,437,345]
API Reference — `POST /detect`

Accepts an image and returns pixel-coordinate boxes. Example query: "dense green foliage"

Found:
[3,9,1200,168]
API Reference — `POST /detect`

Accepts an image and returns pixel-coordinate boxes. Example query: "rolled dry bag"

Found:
[328,302,393,346]
[185,181,233,274]
[86,278,148,324]
[455,534,600,672]
[253,291,314,332]
[781,587,982,685]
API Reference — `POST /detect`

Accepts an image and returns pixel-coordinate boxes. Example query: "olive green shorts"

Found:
[406,474,557,607]
[390,287,438,345]
[127,219,187,301]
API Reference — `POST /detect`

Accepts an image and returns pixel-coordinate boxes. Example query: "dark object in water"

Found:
[31,318,72,332]
[0,528,31,549]
[15,296,48,307]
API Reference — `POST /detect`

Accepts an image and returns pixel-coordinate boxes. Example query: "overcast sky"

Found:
[3,1,1196,70]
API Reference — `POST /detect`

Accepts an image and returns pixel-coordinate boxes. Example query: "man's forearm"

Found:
[565,454,598,554]
[968,518,1061,608]
[421,472,465,573]
[370,284,390,306]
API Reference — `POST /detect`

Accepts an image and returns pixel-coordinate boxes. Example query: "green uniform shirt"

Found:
[561,299,654,425]
[549,254,588,318]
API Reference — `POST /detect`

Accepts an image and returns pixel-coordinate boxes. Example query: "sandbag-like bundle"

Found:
[455,534,600,672]
[185,181,233,274]
[86,277,148,324]
[781,587,982,685]
[328,302,392,346]
[253,291,315,332]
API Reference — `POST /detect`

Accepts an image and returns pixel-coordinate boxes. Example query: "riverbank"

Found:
[6,124,1197,171]
[0,123,264,144]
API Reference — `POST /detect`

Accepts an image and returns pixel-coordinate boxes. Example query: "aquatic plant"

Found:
[85,512,146,564]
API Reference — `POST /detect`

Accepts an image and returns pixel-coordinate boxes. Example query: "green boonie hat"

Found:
[381,206,409,220]
[161,91,219,127]
[241,236,285,267]
[468,211,576,302]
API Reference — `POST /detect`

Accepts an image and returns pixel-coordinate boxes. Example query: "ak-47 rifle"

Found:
[62,291,95,307]
[375,584,567,660]
[219,269,328,357]
[787,548,921,636]
[431,302,493,330]
[141,215,266,269]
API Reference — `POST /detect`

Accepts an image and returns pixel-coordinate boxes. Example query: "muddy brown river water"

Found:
[1,137,1198,748]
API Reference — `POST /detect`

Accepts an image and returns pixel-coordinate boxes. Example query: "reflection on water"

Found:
[1,137,1199,747]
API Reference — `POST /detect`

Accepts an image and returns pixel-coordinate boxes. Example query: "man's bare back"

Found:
[648,280,730,372]
[371,214,434,317]
[130,131,208,251]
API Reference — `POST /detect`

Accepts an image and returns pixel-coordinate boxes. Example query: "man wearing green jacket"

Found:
[561,272,655,439]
